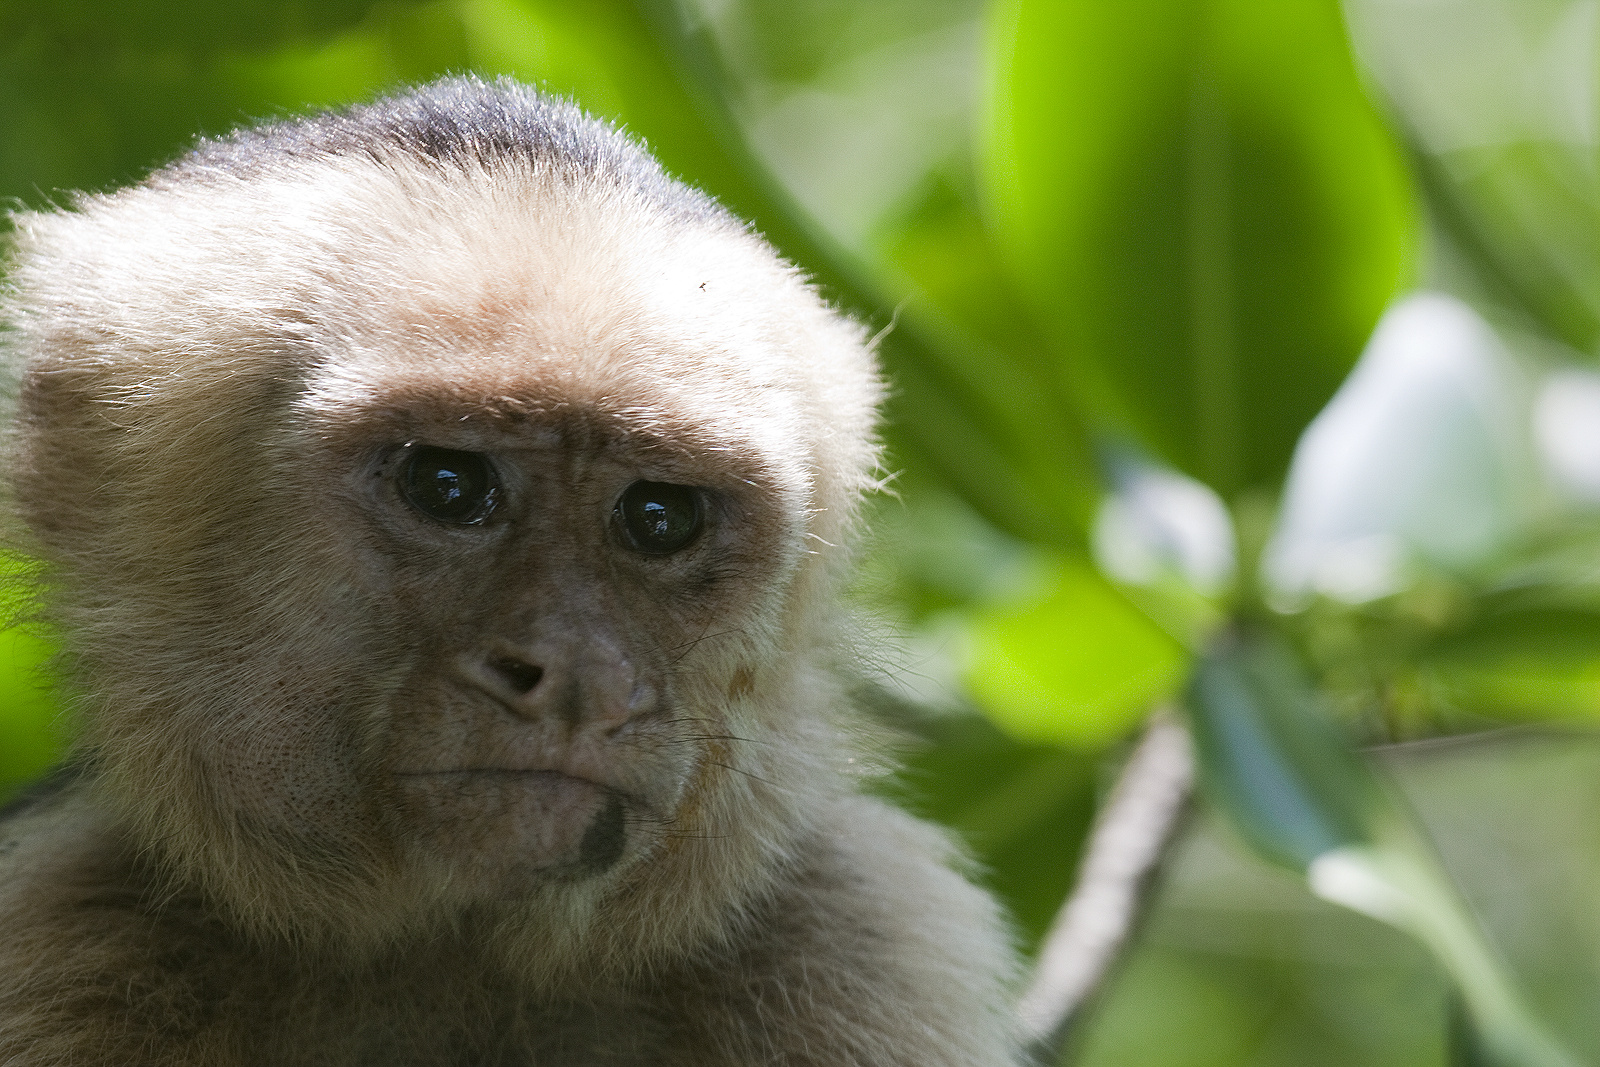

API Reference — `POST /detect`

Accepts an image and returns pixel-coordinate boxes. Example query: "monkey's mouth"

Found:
[391,769,629,878]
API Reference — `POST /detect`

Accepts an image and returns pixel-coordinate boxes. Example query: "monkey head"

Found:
[0,79,882,970]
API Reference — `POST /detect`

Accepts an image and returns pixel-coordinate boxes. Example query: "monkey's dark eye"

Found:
[399,446,499,525]
[616,481,702,555]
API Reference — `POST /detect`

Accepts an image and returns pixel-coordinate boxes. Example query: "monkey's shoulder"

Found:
[0,789,235,1065]
[0,778,133,904]
[660,795,1023,1067]
[2,789,287,1056]
[0,804,478,1067]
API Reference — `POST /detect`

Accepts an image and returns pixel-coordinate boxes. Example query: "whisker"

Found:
[706,761,776,787]
[665,627,744,665]
[663,734,766,746]
[653,830,732,842]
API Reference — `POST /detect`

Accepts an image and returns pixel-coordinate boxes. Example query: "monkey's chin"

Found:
[392,770,629,892]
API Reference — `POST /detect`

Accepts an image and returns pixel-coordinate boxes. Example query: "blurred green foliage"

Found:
[966,559,1185,746]
[0,554,57,800]
[1187,635,1378,870]
[986,0,1415,496]
[2,0,1599,1063]
[0,627,57,800]
[1346,0,1600,356]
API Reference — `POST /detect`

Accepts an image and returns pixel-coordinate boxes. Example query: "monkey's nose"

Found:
[478,651,572,722]
[464,644,643,730]
[487,654,543,695]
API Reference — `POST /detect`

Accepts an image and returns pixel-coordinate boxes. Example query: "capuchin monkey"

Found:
[0,77,1021,1065]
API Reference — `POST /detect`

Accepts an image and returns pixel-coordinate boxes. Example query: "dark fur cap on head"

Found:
[175,76,722,225]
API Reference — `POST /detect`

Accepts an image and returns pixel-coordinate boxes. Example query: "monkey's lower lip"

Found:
[391,769,628,877]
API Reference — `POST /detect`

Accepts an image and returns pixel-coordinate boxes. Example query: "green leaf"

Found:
[1311,844,1580,1067]
[965,558,1187,746]
[1451,993,1499,1067]
[0,556,61,800]
[1186,633,1378,868]
[0,625,62,800]
[1419,603,1600,720]
[873,171,1104,546]
[983,0,1417,497]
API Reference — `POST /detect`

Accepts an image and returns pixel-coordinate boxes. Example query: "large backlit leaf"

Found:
[983,0,1416,497]
[872,171,1103,545]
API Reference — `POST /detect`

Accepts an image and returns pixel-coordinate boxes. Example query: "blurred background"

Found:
[2,0,1598,1063]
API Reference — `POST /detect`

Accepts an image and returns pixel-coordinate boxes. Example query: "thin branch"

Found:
[1019,711,1196,1064]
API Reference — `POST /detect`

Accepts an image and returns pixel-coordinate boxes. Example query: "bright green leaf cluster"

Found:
[966,559,1185,747]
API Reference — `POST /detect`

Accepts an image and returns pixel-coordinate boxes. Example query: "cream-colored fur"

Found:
[0,77,1021,1065]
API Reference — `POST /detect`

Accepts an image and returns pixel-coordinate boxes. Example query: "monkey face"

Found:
[281,355,805,903]
[4,120,881,943]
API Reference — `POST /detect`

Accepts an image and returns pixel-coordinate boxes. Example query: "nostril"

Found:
[488,655,543,695]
